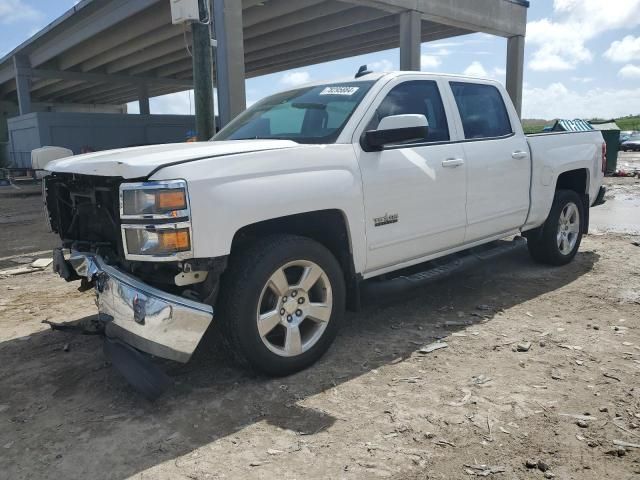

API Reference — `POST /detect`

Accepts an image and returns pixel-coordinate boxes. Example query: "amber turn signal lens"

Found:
[158,229,191,252]
[156,190,187,211]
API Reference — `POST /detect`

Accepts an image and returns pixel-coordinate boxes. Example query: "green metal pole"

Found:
[191,0,215,140]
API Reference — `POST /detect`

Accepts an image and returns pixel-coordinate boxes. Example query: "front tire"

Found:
[527,189,584,266]
[217,234,345,376]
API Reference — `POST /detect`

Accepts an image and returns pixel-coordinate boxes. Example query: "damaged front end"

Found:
[44,173,221,364]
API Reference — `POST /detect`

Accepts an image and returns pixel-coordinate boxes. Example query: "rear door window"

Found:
[450,82,512,139]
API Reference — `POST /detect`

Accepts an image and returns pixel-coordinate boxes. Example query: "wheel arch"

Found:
[555,168,590,195]
[229,209,361,311]
[554,168,590,233]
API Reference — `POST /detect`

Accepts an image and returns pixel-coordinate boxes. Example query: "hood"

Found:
[45,140,300,179]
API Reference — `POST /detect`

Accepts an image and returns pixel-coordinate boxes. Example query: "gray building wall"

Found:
[7,112,196,168]
[1,100,19,166]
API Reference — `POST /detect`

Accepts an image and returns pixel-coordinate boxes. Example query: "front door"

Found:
[356,78,468,273]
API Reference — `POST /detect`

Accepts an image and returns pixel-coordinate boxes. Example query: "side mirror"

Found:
[362,114,429,151]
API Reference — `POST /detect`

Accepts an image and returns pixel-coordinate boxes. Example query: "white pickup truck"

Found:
[45,71,607,381]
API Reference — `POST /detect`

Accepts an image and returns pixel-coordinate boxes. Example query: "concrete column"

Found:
[399,10,421,71]
[137,84,150,115]
[13,55,32,115]
[506,35,525,118]
[213,0,246,127]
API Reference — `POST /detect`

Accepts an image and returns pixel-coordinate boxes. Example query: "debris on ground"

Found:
[0,257,53,276]
[31,258,53,269]
[558,344,583,350]
[537,460,550,472]
[603,372,621,382]
[613,440,640,449]
[433,439,456,448]
[418,341,448,354]
[471,374,492,385]
[0,266,38,276]
[551,369,564,380]
[605,446,627,457]
[559,414,598,422]
[464,464,506,476]
[515,341,531,352]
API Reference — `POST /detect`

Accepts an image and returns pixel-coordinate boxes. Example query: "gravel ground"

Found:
[1,231,639,480]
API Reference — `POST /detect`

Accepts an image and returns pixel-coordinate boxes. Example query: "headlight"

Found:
[120,180,189,219]
[124,226,191,256]
[119,180,193,261]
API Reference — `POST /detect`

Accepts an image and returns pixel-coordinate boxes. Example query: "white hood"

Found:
[45,140,299,179]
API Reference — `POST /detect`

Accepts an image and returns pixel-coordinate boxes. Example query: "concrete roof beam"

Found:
[106,35,191,74]
[244,1,355,39]
[80,25,183,73]
[57,3,171,71]
[244,15,399,59]
[128,50,190,76]
[242,0,327,28]
[341,0,527,36]
[246,26,469,77]
[245,7,391,51]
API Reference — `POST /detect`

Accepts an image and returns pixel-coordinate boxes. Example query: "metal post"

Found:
[213,0,246,127]
[506,35,525,118]
[191,0,215,140]
[13,55,32,115]
[399,10,421,71]
[138,84,150,115]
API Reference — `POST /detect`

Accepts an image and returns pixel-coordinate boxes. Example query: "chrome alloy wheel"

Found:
[557,202,580,255]
[256,260,333,358]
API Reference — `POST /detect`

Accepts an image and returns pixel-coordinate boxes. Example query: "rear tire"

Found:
[527,189,584,266]
[217,234,345,376]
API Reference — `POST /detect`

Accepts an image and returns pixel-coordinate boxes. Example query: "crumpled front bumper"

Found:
[53,249,213,363]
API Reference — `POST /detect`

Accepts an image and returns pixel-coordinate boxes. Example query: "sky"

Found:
[1,0,639,120]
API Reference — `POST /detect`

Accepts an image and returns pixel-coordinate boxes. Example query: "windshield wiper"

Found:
[291,102,326,110]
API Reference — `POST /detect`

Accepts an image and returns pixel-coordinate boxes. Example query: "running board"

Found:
[361,237,526,299]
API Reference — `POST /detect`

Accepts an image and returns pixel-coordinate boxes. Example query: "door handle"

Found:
[442,158,465,168]
[512,150,529,160]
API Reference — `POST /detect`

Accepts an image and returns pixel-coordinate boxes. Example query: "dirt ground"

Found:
[1,223,639,478]
[0,189,58,268]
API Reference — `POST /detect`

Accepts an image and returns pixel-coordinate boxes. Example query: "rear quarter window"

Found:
[450,82,512,140]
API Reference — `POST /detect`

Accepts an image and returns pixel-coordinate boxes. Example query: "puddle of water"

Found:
[590,182,640,236]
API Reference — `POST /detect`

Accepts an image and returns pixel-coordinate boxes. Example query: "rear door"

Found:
[355,77,467,273]
[447,81,530,242]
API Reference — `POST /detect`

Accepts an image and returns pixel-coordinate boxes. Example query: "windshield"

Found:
[214,81,375,144]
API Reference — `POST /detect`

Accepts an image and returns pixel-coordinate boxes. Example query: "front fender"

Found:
[151,145,367,273]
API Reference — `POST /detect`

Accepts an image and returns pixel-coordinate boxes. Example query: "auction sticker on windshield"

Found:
[319,86,360,96]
